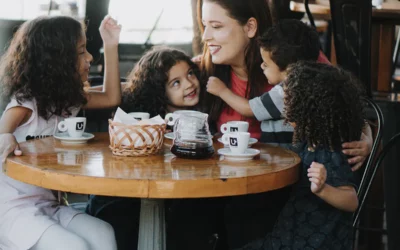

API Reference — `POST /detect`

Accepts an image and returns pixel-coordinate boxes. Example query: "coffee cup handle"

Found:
[165,113,176,126]
[58,121,67,132]
[220,124,228,134]
[221,134,230,144]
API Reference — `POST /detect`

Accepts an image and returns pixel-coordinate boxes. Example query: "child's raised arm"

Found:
[84,16,121,109]
[308,162,358,212]
[206,76,254,117]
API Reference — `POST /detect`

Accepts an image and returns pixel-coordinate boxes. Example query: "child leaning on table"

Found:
[86,45,204,250]
[238,61,364,250]
[206,19,321,144]
[0,15,121,250]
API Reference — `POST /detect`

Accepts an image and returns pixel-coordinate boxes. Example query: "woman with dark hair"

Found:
[194,0,372,249]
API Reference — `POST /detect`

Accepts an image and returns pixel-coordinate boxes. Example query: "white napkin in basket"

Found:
[112,108,165,146]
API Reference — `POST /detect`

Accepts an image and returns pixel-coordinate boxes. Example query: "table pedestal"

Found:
[138,199,166,250]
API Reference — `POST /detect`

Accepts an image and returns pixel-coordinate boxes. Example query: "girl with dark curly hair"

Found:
[120,46,201,118]
[238,61,365,250]
[0,15,121,250]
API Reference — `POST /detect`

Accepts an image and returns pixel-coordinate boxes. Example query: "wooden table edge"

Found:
[4,157,300,199]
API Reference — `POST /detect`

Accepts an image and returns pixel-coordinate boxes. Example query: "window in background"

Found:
[108,0,193,44]
[0,0,86,20]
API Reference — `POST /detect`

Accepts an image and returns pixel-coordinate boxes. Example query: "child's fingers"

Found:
[14,144,22,156]
[309,177,321,185]
[307,172,321,178]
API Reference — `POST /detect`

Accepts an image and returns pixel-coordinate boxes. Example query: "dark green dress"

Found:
[239,143,357,250]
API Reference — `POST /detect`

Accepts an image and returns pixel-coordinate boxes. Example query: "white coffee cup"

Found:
[221,132,250,154]
[128,112,150,121]
[220,121,249,134]
[58,117,86,138]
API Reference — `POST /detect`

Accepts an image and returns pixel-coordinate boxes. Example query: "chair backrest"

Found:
[353,132,400,227]
[329,0,372,97]
[355,97,384,208]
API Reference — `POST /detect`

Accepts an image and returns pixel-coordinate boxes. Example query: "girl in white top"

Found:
[0,15,121,250]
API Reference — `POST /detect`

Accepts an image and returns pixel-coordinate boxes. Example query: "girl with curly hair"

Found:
[239,61,365,250]
[120,46,201,118]
[0,15,121,250]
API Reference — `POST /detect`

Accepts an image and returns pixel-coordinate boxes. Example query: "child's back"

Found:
[252,19,321,143]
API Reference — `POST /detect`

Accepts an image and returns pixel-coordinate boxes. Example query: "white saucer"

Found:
[54,132,95,144]
[218,137,258,147]
[217,148,260,161]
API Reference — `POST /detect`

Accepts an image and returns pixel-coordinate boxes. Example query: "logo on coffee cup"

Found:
[134,117,142,121]
[230,127,238,132]
[229,138,238,147]
[76,122,84,130]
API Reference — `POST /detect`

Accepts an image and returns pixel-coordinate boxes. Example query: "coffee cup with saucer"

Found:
[218,132,260,161]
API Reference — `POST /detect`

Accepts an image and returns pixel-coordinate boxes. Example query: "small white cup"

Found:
[221,132,250,154]
[220,121,249,134]
[58,117,86,138]
[128,112,150,121]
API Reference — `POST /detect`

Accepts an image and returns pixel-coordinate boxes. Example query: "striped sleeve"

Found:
[249,84,284,121]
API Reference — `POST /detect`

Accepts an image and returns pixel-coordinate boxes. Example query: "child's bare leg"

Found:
[67,213,117,250]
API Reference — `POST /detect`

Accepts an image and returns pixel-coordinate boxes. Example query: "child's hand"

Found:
[0,133,22,163]
[192,54,202,65]
[206,77,228,97]
[308,161,327,194]
[99,15,121,47]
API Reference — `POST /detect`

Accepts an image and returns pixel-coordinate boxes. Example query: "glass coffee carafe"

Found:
[165,111,214,159]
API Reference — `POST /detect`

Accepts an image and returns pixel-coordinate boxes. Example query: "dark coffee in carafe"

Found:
[171,140,214,159]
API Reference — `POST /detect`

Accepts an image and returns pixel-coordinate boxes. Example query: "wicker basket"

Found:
[108,119,166,156]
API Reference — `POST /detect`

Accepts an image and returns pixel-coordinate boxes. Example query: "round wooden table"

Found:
[4,132,300,250]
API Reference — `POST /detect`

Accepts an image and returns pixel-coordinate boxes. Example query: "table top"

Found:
[4,133,300,199]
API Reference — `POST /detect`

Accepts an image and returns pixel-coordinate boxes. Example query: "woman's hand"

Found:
[0,133,22,163]
[308,162,327,194]
[206,76,228,97]
[99,15,121,47]
[342,125,373,171]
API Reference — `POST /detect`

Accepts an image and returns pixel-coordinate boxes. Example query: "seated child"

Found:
[120,46,201,118]
[238,61,364,250]
[0,15,121,250]
[206,19,321,143]
[87,45,209,250]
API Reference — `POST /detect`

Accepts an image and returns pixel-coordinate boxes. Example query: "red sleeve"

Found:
[317,51,331,65]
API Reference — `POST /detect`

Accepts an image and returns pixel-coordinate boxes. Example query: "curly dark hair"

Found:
[258,19,320,71]
[121,46,200,118]
[284,61,365,150]
[0,16,87,120]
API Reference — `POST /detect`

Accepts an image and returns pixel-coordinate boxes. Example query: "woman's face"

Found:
[165,61,200,109]
[77,33,93,82]
[201,1,252,67]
